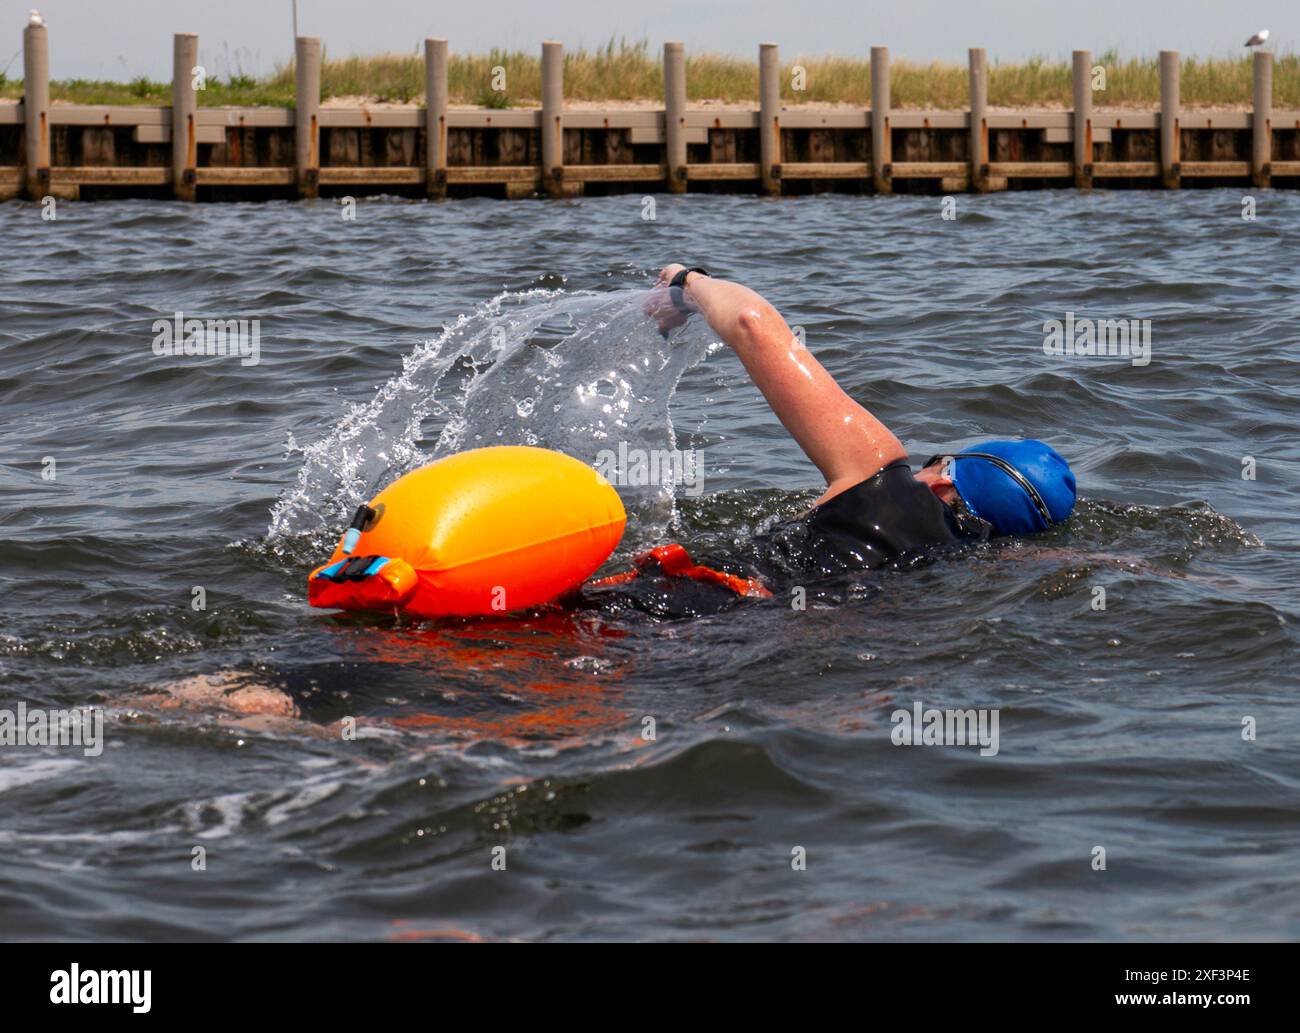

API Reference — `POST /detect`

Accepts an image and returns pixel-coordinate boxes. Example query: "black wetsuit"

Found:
[754,459,992,577]
[582,460,992,617]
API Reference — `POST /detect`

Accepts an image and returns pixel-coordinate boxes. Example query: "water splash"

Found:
[268,288,713,541]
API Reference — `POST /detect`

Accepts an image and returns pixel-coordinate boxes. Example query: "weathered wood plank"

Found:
[196,166,295,185]
[783,109,874,129]
[1179,112,1253,129]
[781,161,870,179]
[1046,126,1112,144]
[135,124,225,144]
[565,111,662,129]
[988,161,1074,177]
[317,166,423,184]
[1091,161,1161,177]
[48,104,169,126]
[565,163,665,181]
[684,111,759,130]
[445,111,539,129]
[886,112,968,129]
[687,162,761,180]
[52,166,169,185]
[445,166,541,184]
[629,124,708,145]
[988,112,1072,129]
[199,108,294,127]
[0,165,22,198]
[318,108,421,128]
[893,161,969,178]
[1180,161,1250,177]
[1093,113,1160,129]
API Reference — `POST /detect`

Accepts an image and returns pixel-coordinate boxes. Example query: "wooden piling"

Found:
[870,46,891,193]
[968,48,987,192]
[1159,50,1180,188]
[22,16,50,200]
[295,36,321,198]
[541,40,565,196]
[663,42,687,193]
[1252,50,1272,188]
[171,33,198,201]
[1072,50,1092,188]
[425,38,448,198]
[759,43,781,196]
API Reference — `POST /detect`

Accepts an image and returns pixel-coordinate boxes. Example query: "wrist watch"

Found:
[668,266,710,312]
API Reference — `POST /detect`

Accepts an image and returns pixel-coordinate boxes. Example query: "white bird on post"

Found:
[1244,29,1270,49]
[29,9,44,26]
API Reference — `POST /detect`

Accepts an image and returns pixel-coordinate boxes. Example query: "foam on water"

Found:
[268,287,712,542]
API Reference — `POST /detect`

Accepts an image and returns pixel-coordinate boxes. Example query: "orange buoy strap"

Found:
[587,543,772,599]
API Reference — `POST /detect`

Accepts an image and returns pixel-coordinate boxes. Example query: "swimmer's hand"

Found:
[655,263,687,286]
[644,263,694,337]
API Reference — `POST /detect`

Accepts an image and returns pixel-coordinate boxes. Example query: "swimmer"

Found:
[581,264,1079,614]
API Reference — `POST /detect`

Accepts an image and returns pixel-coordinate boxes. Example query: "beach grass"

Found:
[1,40,1296,108]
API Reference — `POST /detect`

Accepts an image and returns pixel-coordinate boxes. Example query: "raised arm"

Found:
[650,265,906,503]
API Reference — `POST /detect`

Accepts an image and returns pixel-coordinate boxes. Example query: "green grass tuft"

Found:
[0,40,1296,108]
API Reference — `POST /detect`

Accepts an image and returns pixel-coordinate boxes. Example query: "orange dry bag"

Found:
[308,446,626,618]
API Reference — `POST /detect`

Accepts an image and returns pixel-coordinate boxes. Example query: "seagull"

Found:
[28,9,44,26]
[1244,29,1269,48]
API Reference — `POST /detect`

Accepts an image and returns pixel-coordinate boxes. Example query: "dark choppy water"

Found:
[1,190,1297,942]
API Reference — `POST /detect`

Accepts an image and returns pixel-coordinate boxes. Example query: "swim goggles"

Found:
[921,452,1053,530]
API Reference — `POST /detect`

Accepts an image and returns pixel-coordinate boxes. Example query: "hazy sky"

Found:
[5,0,1291,81]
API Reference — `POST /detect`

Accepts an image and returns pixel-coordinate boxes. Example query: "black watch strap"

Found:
[669,267,710,312]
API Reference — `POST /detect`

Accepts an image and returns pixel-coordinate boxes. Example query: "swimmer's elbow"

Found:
[731,303,785,351]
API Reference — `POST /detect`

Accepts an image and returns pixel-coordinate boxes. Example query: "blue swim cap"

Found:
[948,439,1076,536]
